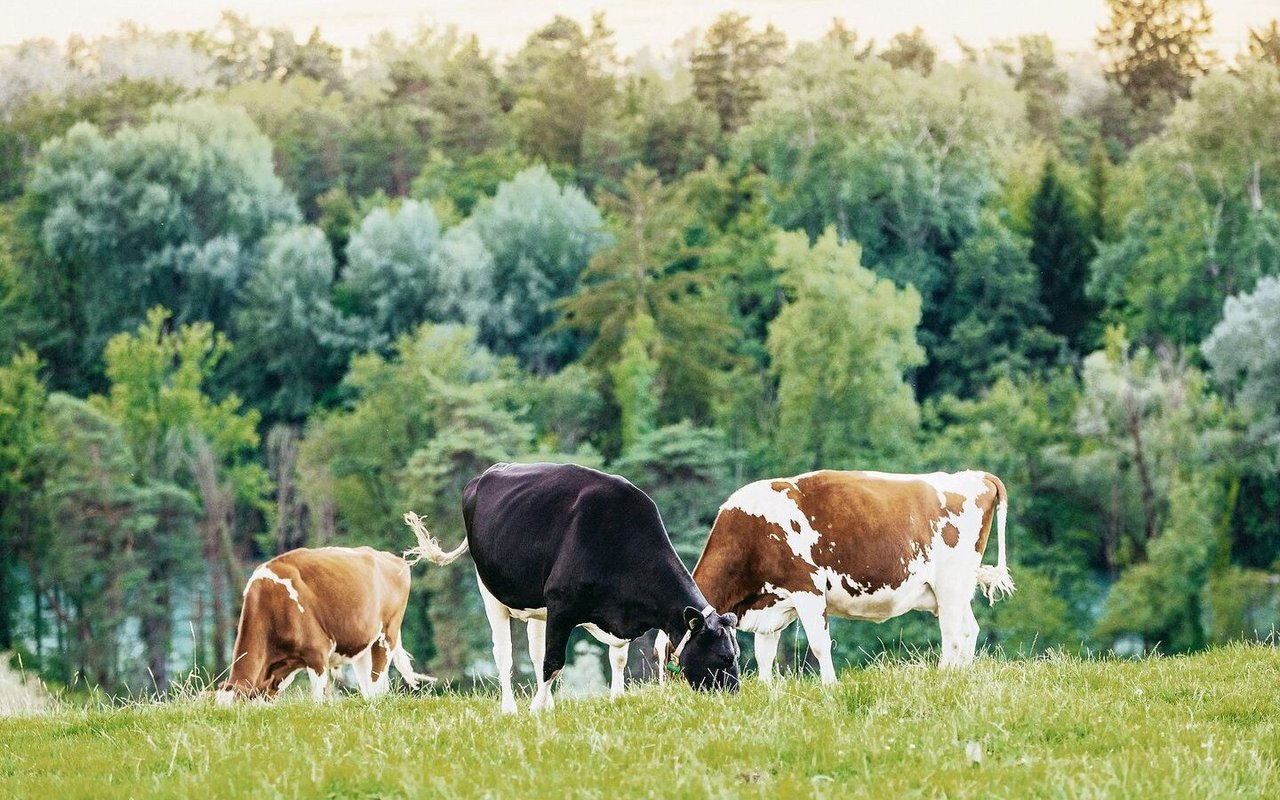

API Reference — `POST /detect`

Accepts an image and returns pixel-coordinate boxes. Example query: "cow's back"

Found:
[464,462,670,612]
[265,546,405,657]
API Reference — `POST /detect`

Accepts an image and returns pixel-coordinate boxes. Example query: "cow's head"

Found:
[214,677,271,706]
[677,606,741,692]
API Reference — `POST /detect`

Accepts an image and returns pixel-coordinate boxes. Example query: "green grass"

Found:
[3,644,1279,798]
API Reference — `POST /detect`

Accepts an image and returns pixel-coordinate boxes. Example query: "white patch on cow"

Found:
[215,688,234,707]
[580,623,627,648]
[307,667,328,701]
[245,565,305,614]
[277,668,303,694]
[508,606,548,622]
[721,480,822,569]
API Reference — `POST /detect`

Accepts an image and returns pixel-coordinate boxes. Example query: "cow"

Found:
[403,462,741,713]
[216,546,434,705]
[656,470,1014,684]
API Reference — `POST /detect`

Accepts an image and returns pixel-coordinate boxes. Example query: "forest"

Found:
[1,0,1278,696]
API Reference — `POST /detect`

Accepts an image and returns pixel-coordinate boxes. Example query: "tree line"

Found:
[1,0,1279,693]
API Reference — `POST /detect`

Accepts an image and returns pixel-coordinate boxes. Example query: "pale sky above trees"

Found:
[6,0,1276,57]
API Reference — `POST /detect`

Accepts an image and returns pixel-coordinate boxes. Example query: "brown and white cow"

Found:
[658,470,1014,683]
[216,546,433,704]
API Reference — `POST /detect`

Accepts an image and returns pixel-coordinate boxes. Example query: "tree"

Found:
[94,307,265,685]
[614,72,722,181]
[230,226,368,421]
[219,77,352,219]
[1203,276,1280,452]
[465,166,609,371]
[1096,476,1216,650]
[1096,0,1215,115]
[506,14,617,170]
[1073,327,1229,569]
[35,394,157,691]
[0,349,46,650]
[22,99,300,393]
[766,229,924,472]
[931,211,1063,397]
[880,28,936,76]
[690,13,786,133]
[1247,21,1280,67]
[1028,158,1098,350]
[190,12,344,89]
[340,200,446,341]
[377,28,508,160]
[1090,65,1280,346]
[737,44,1023,381]
[558,165,739,429]
[1011,35,1069,141]
[410,149,534,217]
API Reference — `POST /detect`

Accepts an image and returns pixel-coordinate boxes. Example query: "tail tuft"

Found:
[391,645,436,689]
[402,511,469,566]
[975,565,1016,605]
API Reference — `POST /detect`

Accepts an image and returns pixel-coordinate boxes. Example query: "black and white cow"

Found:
[404,462,740,712]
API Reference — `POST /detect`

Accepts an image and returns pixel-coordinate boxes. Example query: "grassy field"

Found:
[2,644,1279,798]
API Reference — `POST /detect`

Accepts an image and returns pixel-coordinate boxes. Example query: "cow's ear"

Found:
[684,606,706,632]
[721,612,738,628]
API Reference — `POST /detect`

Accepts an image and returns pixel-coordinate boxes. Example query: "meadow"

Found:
[2,644,1278,798]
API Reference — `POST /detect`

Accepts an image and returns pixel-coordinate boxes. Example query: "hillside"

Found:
[2,644,1277,798]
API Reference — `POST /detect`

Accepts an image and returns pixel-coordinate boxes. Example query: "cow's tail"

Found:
[402,511,469,566]
[390,642,436,688]
[975,474,1015,605]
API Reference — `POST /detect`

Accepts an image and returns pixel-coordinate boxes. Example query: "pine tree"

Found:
[1029,158,1098,351]
[1096,0,1215,112]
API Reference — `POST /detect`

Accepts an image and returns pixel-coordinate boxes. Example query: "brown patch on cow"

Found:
[693,506,815,618]
[792,472,940,594]
[940,521,961,548]
[943,492,966,517]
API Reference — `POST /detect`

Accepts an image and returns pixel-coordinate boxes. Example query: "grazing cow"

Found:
[216,546,433,704]
[657,470,1013,683]
[404,462,740,713]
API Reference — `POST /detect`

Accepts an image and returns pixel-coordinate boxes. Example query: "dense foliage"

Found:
[1,4,1278,693]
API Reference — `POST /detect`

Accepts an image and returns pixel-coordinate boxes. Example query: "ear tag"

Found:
[666,659,681,675]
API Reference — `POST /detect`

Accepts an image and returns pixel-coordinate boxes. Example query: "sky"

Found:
[2,1,1276,59]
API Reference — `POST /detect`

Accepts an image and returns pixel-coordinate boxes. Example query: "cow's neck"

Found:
[656,568,712,645]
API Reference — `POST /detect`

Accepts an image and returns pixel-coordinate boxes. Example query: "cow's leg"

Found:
[936,578,981,668]
[477,576,518,713]
[962,605,980,664]
[350,644,377,698]
[369,637,391,697]
[526,618,549,709]
[532,615,574,712]
[607,643,628,699]
[794,593,836,684]
[306,664,330,701]
[754,631,782,684]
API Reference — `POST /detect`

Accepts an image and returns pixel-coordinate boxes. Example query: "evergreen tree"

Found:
[690,13,786,133]
[933,211,1064,396]
[1028,158,1098,350]
[880,28,936,76]
[1096,0,1215,113]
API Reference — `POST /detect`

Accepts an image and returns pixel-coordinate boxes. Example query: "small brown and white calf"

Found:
[216,546,432,704]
